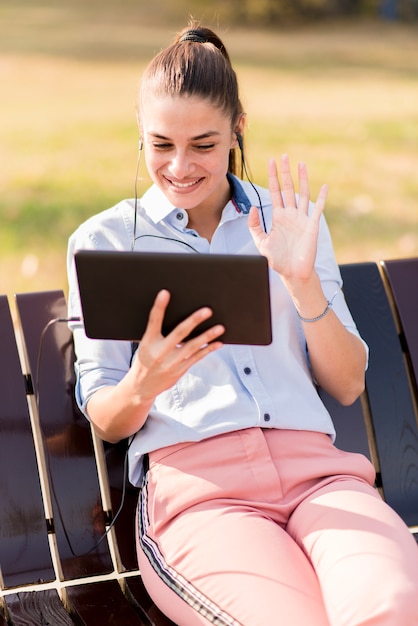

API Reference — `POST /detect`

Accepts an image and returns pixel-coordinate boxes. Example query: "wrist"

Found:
[296,291,338,323]
[281,273,335,321]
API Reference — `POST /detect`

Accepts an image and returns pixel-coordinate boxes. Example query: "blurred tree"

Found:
[398,0,418,17]
[380,0,398,18]
[380,0,418,18]
[175,0,416,24]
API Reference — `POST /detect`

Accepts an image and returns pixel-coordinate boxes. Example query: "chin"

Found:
[167,189,208,210]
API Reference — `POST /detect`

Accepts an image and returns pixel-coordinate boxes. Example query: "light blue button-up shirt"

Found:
[67,175,367,486]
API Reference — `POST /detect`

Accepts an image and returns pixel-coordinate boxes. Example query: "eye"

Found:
[153,142,173,150]
[195,143,215,151]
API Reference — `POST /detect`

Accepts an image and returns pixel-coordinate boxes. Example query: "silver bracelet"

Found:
[297,291,338,323]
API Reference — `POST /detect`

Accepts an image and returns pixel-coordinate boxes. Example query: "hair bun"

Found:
[179,30,208,44]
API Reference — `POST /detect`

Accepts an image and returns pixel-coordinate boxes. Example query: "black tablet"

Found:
[74,250,272,345]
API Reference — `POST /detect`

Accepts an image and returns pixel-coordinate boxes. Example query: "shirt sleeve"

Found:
[314,212,369,364]
[66,214,133,417]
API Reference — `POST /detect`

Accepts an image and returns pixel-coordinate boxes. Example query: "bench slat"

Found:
[319,390,371,460]
[125,577,177,626]
[15,291,113,580]
[0,610,9,626]
[340,263,418,527]
[4,590,75,625]
[104,440,140,572]
[382,258,418,396]
[66,580,152,625]
[0,295,54,588]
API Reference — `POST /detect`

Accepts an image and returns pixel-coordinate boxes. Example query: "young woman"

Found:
[67,24,418,626]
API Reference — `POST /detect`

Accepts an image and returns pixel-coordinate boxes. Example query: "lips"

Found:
[164,176,204,190]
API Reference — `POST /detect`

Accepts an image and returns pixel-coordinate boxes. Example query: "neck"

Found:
[186,177,232,242]
[186,210,222,243]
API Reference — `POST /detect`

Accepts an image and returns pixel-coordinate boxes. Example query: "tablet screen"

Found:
[75,250,272,345]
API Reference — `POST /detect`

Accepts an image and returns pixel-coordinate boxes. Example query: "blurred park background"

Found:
[1,0,418,302]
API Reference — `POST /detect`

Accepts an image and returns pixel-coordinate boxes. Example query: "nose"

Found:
[167,149,193,179]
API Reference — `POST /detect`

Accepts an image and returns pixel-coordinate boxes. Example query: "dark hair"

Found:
[139,24,244,176]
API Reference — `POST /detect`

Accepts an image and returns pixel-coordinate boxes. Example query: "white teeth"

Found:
[171,179,200,188]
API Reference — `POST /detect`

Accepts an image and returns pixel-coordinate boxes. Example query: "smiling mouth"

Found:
[165,177,204,189]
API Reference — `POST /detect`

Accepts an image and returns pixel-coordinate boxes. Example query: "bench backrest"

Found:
[11,292,167,624]
[15,289,140,574]
[1,257,417,623]
[15,291,114,580]
[340,262,418,527]
[0,295,54,588]
[13,260,418,537]
[382,258,418,401]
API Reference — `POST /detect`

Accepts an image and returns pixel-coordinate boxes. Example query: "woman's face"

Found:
[140,93,239,215]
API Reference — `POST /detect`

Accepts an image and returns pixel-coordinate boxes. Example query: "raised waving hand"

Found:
[248,154,328,282]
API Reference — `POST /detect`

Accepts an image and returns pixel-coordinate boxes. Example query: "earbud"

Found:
[234,130,267,234]
[133,139,143,250]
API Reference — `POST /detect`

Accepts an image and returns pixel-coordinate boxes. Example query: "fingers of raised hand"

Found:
[268,158,284,209]
[314,183,328,218]
[297,161,310,214]
[269,155,313,214]
[279,154,298,209]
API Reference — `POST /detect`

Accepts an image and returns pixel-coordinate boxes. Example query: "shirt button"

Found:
[243,367,251,375]
[264,413,271,422]
[176,212,184,220]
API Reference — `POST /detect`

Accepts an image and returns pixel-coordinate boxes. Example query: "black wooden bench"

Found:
[0,258,417,624]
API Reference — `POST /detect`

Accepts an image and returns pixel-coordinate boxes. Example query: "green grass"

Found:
[1,3,418,300]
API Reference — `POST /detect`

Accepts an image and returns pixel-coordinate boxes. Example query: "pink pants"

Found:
[136,428,418,625]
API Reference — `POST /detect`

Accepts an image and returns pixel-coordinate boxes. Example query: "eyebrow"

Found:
[149,131,221,141]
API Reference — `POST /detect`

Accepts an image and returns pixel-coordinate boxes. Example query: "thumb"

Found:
[311,184,328,222]
[248,206,265,243]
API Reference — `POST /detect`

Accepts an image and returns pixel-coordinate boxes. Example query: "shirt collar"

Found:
[141,174,253,224]
[227,173,252,215]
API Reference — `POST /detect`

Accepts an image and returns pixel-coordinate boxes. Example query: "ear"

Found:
[135,106,144,136]
[235,132,243,152]
[233,113,246,148]
[237,113,246,136]
[136,110,144,151]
